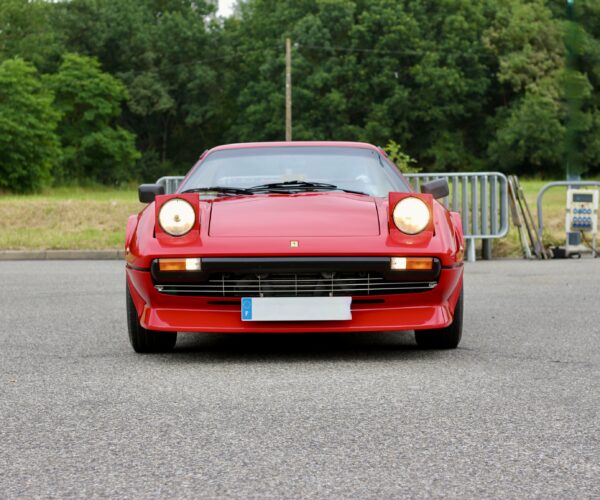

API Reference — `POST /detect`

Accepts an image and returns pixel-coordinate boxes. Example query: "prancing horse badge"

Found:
[290,240,299,248]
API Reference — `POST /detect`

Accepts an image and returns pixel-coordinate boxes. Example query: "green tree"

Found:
[568,0,600,176]
[0,0,63,70]
[483,0,565,175]
[224,0,491,171]
[50,0,222,179]
[384,140,420,173]
[0,59,61,193]
[46,53,140,184]
[32,0,600,179]
[484,0,600,177]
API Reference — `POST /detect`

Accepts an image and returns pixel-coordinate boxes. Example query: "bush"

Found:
[46,53,140,184]
[384,140,421,174]
[0,59,61,193]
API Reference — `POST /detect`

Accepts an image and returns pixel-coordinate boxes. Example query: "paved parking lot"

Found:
[1,259,599,498]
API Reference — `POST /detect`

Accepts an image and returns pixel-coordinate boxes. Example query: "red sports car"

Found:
[125,142,464,353]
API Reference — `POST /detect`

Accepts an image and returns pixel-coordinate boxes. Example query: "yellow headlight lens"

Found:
[158,198,195,236]
[393,197,430,234]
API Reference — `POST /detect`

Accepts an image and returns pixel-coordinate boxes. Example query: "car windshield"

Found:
[180,146,409,197]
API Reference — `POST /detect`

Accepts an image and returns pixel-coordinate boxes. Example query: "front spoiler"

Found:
[126,265,463,333]
[140,302,453,333]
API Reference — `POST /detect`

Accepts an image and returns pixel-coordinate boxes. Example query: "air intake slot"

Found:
[155,271,437,297]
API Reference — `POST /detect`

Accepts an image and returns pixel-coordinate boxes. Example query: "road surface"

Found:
[1,260,599,498]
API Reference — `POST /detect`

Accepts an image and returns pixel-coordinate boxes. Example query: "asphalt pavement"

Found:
[1,259,599,498]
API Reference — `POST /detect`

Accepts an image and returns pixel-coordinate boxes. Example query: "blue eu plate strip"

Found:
[241,298,253,321]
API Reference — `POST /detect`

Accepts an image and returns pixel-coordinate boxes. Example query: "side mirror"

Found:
[421,179,449,200]
[138,184,165,203]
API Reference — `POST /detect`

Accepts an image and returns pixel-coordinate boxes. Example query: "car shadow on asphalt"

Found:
[162,331,455,363]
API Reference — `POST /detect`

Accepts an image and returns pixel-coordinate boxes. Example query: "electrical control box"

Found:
[566,189,598,234]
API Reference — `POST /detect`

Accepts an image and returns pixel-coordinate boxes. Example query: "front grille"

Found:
[154,272,437,297]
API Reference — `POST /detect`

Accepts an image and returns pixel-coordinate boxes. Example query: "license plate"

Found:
[241,297,352,322]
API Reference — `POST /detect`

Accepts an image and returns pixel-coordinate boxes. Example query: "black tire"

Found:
[415,286,463,349]
[126,283,177,353]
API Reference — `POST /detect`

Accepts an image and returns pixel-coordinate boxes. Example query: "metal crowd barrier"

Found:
[405,172,509,261]
[156,172,509,262]
[535,180,600,257]
[156,176,184,195]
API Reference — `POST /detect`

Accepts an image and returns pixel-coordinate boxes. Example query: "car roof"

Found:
[207,141,382,154]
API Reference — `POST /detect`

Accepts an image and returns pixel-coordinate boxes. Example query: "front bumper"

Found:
[126,260,463,333]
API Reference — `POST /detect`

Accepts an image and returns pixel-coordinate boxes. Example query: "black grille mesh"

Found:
[155,272,436,297]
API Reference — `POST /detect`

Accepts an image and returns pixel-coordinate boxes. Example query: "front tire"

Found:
[415,286,463,349]
[126,282,177,353]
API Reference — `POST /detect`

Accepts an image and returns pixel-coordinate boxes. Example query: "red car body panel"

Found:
[126,141,464,333]
[209,193,381,237]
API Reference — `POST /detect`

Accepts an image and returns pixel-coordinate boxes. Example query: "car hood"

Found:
[208,193,381,237]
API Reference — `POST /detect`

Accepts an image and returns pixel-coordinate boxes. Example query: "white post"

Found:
[467,238,476,262]
[285,38,292,142]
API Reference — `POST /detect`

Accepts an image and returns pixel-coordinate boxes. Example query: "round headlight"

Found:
[393,197,430,234]
[158,198,196,236]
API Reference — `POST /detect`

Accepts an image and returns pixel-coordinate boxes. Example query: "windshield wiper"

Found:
[248,180,369,196]
[335,187,370,196]
[181,186,254,195]
[249,180,337,191]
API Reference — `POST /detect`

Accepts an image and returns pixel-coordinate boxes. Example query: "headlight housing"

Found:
[392,197,430,234]
[158,198,196,236]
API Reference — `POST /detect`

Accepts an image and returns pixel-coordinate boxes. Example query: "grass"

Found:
[492,179,599,258]
[0,181,595,255]
[0,187,142,250]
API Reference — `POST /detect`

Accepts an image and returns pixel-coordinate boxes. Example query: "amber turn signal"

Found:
[390,257,434,271]
[158,258,201,272]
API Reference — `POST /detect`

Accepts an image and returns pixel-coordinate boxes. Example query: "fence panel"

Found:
[405,172,509,261]
[156,176,184,195]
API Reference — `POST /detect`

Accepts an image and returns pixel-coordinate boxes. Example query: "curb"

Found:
[0,250,125,261]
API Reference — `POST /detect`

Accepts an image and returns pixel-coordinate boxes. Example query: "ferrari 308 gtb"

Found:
[125,142,464,353]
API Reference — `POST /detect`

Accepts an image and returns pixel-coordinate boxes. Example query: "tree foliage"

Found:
[0,0,62,70]
[0,59,61,193]
[384,141,420,174]
[1,0,600,191]
[46,54,140,184]
[50,0,222,179]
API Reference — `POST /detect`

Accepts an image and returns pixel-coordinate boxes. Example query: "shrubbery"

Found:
[47,54,140,185]
[0,59,61,193]
[0,54,138,193]
[1,0,600,192]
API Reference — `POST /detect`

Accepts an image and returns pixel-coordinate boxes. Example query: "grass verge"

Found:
[0,187,142,250]
[0,181,596,255]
